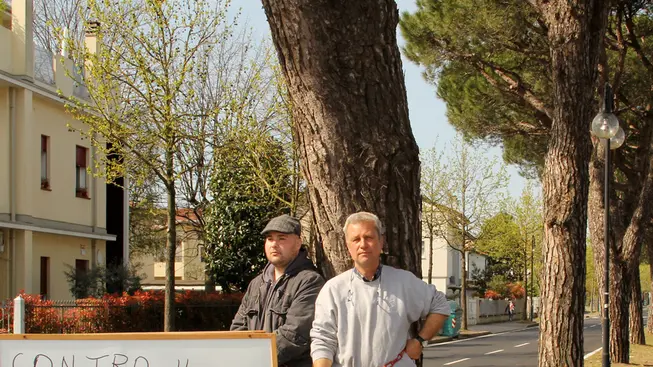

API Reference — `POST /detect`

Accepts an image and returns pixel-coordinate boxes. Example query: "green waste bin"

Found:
[439,300,462,337]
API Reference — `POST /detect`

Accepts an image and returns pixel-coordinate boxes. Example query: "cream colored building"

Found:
[133,210,207,290]
[0,0,128,300]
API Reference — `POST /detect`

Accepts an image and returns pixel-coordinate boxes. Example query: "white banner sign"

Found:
[0,332,277,367]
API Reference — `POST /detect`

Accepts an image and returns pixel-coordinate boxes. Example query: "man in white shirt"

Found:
[310,212,451,367]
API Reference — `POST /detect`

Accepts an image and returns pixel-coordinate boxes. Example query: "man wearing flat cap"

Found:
[231,214,325,367]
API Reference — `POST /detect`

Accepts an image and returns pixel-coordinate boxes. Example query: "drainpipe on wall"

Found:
[91,137,97,269]
[91,239,97,269]
[8,87,17,296]
[91,135,97,232]
[9,88,16,222]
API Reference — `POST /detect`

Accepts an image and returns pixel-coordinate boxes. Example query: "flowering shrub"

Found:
[9,290,243,334]
[508,283,525,299]
[484,290,501,300]
[484,282,525,300]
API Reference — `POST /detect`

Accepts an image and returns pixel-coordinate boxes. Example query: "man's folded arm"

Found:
[275,272,325,364]
[230,284,253,331]
[310,285,338,366]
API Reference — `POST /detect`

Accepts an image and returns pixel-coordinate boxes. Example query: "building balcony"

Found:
[1,1,89,99]
[34,45,55,85]
[0,26,12,72]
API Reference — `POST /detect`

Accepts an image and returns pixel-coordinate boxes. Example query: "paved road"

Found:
[422,318,603,366]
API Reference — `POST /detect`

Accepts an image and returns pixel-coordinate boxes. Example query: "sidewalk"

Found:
[429,320,538,345]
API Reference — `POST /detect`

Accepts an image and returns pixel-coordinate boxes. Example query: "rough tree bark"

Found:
[588,148,629,362]
[534,1,610,366]
[588,95,653,360]
[620,148,653,346]
[261,0,422,279]
[586,39,653,358]
[648,236,653,334]
[608,262,630,360]
[629,266,645,345]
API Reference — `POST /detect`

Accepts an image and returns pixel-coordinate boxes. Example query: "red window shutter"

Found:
[76,146,87,167]
[41,135,47,152]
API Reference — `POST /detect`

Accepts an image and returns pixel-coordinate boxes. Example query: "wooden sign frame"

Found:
[0,331,278,367]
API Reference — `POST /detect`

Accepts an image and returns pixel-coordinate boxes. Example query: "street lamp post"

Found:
[590,83,626,367]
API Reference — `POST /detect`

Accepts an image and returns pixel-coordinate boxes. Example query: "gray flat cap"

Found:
[261,214,301,236]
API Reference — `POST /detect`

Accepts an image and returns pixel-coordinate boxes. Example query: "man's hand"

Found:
[313,358,333,367]
[404,338,423,360]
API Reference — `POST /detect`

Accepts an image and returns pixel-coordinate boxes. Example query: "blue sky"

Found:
[229,1,531,198]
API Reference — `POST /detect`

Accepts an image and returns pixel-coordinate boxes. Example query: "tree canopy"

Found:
[400,0,550,178]
[203,132,294,293]
[402,1,653,362]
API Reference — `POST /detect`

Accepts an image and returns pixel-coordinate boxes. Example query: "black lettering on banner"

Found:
[177,360,189,367]
[61,356,75,367]
[12,353,24,367]
[86,355,110,367]
[133,357,149,367]
[112,354,129,367]
[33,354,54,367]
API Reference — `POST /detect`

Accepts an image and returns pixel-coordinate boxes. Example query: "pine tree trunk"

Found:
[587,110,653,361]
[535,1,609,366]
[609,261,630,362]
[648,244,653,335]
[588,154,630,362]
[589,191,651,360]
[629,265,645,345]
[261,0,422,278]
[164,150,176,332]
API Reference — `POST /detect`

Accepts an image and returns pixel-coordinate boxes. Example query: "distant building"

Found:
[420,201,488,298]
[132,208,207,290]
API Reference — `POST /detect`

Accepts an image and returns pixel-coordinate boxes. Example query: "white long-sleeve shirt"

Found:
[310,265,451,367]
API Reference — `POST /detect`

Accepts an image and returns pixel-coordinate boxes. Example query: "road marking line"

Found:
[584,347,601,359]
[428,319,602,348]
[427,328,520,348]
[590,325,597,328]
[444,358,470,365]
[484,349,504,355]
[515,342,529,348]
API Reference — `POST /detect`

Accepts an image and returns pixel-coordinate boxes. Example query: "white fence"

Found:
[465,297,539,325]
[0,297,24,334]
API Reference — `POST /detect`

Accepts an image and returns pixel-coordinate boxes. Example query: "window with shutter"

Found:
[76,146,87,167]
[75,146,89,197]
